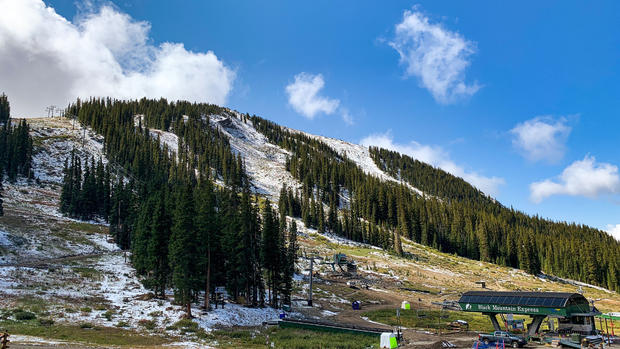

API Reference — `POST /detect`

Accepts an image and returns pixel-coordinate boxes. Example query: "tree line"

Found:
[0,119,33,182]
[0,94,34,216]
[59,151,111,221]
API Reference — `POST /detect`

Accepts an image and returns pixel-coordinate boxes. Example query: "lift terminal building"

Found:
[458,291,599,337]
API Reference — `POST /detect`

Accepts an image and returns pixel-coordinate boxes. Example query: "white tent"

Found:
[380,332,397,348]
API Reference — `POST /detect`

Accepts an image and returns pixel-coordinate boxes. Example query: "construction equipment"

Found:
[447,320,469,331]
[330,253,357,273]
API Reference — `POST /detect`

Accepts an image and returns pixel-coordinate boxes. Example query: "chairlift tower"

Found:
[300,251,321,307]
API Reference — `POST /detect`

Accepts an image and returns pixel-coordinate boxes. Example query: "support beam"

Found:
[485,313,501,331]
[527,315,546,337]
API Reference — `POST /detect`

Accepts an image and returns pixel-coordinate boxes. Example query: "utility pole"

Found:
[301,250,321,307]
[308,258,314,307]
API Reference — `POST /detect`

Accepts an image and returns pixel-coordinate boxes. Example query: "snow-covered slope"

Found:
[29,117,107,185]
[284,127,425,196]
[208,112,424,200]
[210,112,302,197]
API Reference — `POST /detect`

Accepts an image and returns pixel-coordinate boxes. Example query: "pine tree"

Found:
[131,194,155,275]
[584,244,599,284]
[195,179,217,309]
[169,183,199,318]
[0,93,9,124]
[477,220,491,262]
[149,189,172,298]
[282,220,298,306]
[394,230,403,256]
[261,199,281,307]
[222,188,243,301]
[59,157,72,214]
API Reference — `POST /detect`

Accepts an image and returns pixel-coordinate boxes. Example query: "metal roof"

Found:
[458,291,588,309]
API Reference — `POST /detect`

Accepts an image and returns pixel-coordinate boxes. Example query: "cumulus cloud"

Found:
[389,9,480,103]
[530,156,620,203]
[510,116,571,163]
[0,0,235,117]
[605,224,620,241]
[285,73,340,119]
[360,131,504,196]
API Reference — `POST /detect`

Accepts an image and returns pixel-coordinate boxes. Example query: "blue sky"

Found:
[3,1,620,238]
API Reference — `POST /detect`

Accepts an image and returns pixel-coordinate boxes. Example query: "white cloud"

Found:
[340,108,354,125]
[360,131,504,196]
[0,0,235,117]
[530,156,620,203]
[285,73,340,119]
[510,116,571,163]
[605,224,620,241]
[389,9,480,103]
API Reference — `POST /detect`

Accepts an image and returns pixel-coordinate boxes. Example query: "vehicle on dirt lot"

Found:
[478,331,527,348]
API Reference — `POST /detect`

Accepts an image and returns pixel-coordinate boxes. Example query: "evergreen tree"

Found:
[195,179,217,309]
[261,199,281,307]
[148,189,172,298]
[477,221,491,262]
[282,220,298,305]
[169,183,199,317]
[394,230,403,256]
[0,93,9,124]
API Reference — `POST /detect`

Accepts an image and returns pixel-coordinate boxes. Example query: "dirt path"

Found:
[0,252,110,268]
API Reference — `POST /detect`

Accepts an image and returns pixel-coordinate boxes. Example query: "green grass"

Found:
[0,319,172,346]
[73,267,102,280]
[32,134,72,147]
[212,327,379,349]
[400,281,440,295]
[14,296,50,315]
[363,308,496,332]
[64,221,108,235]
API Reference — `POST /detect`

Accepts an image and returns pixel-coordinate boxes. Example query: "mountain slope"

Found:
[0,112,618,348]
[210,112,302,197]
[98,103,617,292]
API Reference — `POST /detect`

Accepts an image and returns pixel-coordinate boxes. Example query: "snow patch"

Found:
[210,112,301,198]
[133,114,179,155]
[196,304,280,331]
[28,118,107,185]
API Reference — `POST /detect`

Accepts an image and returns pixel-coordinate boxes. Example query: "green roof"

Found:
[458,291,591,316]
